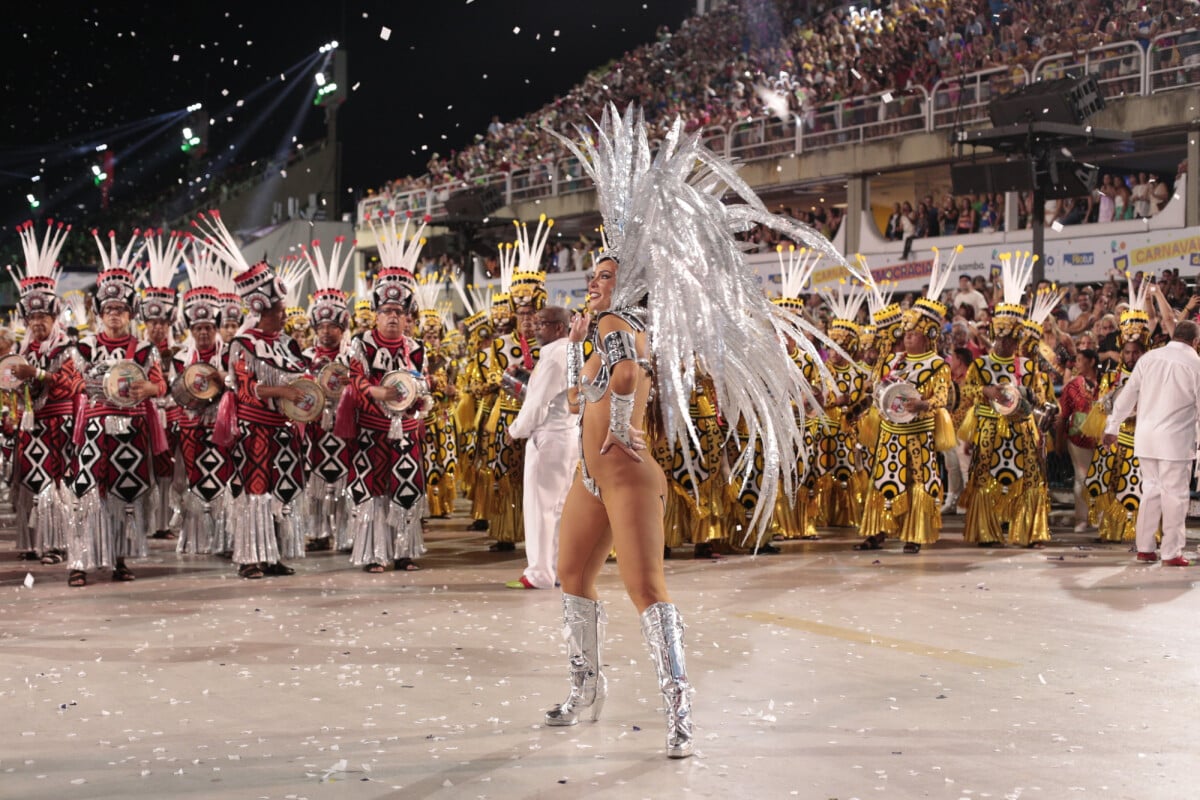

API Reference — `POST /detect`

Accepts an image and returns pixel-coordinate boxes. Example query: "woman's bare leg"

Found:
[604,482,671,613]
[557,476,614,601]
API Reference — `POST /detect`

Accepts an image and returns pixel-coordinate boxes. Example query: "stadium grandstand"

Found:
[354,0,1198,306]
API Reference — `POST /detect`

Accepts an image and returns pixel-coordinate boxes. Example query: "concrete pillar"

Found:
[845,175,867,255]
[1187,124,1198,229]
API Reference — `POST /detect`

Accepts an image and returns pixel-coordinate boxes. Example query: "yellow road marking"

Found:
[736,611,1019,669]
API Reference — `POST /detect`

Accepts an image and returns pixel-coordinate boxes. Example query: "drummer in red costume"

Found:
[337,211,432,573]
[173,239,236,555]
[299,237,355,553]
[197,210,312,580]
[139,229,184,541]
[68,230,169,587]
[7,220,84,565]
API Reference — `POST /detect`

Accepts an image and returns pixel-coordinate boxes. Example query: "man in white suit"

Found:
[505,306,578,588]
[1104,320,1200,566]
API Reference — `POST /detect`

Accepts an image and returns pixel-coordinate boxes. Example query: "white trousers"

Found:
[1135,457,1191,560]
[944,440,971,501]
[521,428,577,589]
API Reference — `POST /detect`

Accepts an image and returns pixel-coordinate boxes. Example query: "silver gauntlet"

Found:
[608,390,636,447]
[566,341,584,390]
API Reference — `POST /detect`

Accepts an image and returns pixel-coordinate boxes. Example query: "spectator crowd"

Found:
[369,0,1198,203]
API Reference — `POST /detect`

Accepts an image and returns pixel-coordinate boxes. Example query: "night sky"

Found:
[1,0,694,231]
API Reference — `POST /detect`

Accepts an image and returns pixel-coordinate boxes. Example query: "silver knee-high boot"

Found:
[641,602,695,758]
[544,593,607,726]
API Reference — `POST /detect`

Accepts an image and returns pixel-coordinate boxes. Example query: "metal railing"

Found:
[1032,39,1144,98]
[1148,29,1200,94]
[930,66,1029,130]
[358,37,1197,225]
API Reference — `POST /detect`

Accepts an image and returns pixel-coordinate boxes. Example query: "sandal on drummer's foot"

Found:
[363,563,386,573]
[394,558,421,571]
[19,551,40,561]
[113,563,136,581]
[854,533,886,551]
[68,570,87,587]
[238,564,264,579]
[1025,541,1047,549]
[40,551,64,565]
[902,542,921,554]
[757,542,782,555]
[264,562,296,576]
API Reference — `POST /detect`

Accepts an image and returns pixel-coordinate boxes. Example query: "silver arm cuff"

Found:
[608,390,636,447]
[566,341,584,389]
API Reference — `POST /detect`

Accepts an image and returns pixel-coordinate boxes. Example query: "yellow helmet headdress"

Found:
[902,245,962,340]
[991,250,1037,339]
[1118,271,1152,347]
[771,244,819,315]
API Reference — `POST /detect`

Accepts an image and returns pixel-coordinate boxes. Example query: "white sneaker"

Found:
[1074,522,1089,533]
[940,494,959,514]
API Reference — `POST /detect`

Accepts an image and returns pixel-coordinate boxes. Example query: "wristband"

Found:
[608,389,636,447]
[566,341,584,390]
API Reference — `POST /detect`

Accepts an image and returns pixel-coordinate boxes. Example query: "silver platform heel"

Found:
[544,593,607,726]
[641,602,695,758]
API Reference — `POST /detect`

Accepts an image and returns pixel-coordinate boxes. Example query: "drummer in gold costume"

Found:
[766,245,826,544]
[1082,276,1153,542]
[1016,285,1066,544]
[857,249,956,554]
[959,252,1048,548]
[413,273,459,519]
[649,371,729,558]
[815,279,870,529]
[483,218,551,551]
[855,268,904,458]
[453,303,493,526]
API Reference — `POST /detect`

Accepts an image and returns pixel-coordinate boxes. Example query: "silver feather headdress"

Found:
[548,104,871,540]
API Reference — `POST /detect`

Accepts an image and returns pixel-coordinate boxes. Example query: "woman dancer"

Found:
[542,105,866,758]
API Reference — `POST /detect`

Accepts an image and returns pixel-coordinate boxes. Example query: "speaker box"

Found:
[1038,154,1100,199]
[951,161,1034,195]
[987,75,1104,127]
[444,186,504,218]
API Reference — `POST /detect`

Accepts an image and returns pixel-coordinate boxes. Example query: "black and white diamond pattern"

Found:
[69,420,102,498]
[314,432,348,483]
[111,441,148,502]
[21,440,50,493]
[273,438,301,503]
[391,451,422,509]
[194,448,226,502]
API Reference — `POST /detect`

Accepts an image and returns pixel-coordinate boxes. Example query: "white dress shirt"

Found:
[1104,340,1200,460]
[508,336,577,440]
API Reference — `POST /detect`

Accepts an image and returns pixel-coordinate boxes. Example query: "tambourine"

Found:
[280,377,327,423]
[501,366,531,401]
[876,380,921,424]
[0,354,30,391]
[170,363,223,410]
[990,384,1024,417]
[317,362,351,401]
[378,370,433,417]
[87,359,148,409]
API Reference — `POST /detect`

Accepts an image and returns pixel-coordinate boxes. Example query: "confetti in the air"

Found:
[380,26,392,41]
